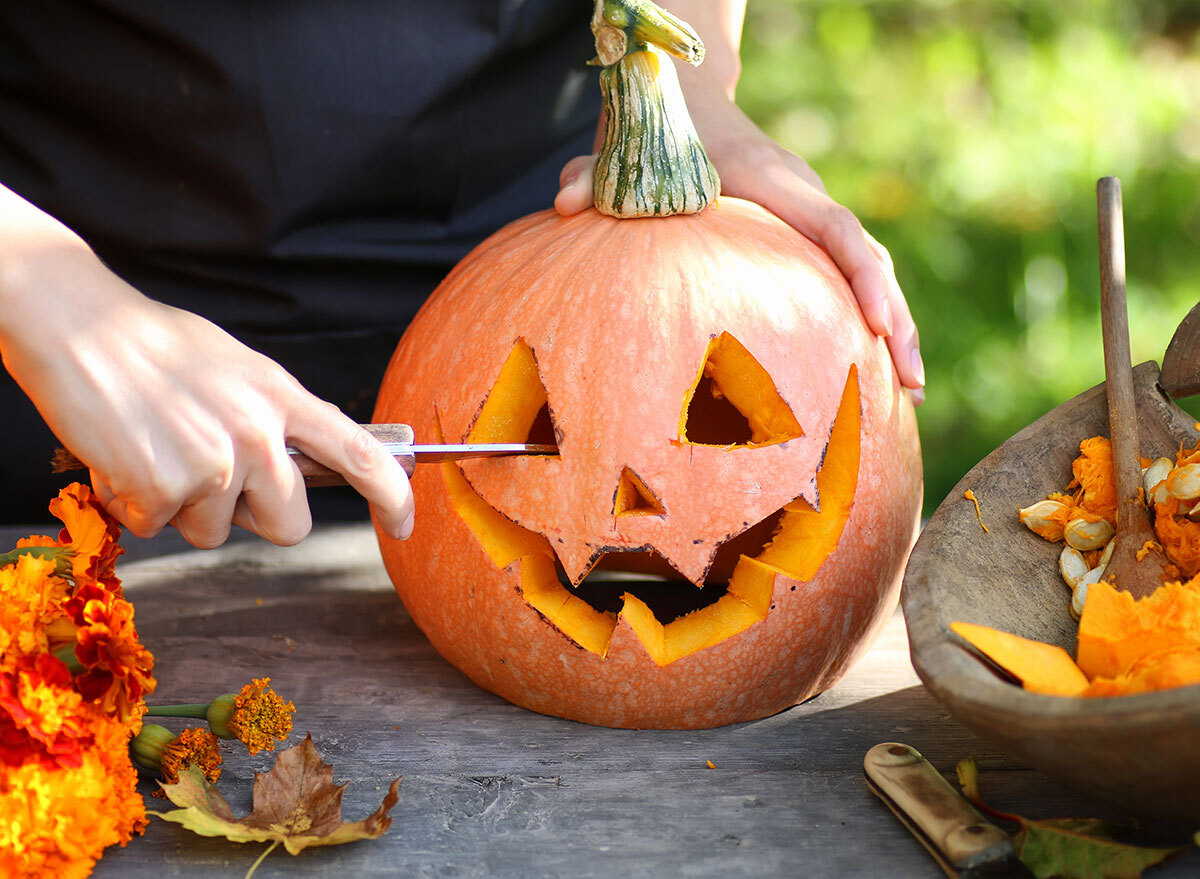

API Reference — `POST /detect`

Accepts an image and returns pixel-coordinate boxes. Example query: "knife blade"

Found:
[864,742,1034,879]
[50,422,558,487]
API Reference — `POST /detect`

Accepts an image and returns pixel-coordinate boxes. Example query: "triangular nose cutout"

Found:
[613,467,666,517]
[467,339,556,444]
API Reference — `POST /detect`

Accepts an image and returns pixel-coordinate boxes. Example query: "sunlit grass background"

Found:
[736,0,1200,515]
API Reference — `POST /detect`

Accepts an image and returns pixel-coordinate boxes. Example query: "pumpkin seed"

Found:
[1143,457,1173,505]
[1166,463,1200,501]
[1018,499,1067,542]
[1063,517,1115,551]
[1071,579,1089,621]
[1059,546,1089,590]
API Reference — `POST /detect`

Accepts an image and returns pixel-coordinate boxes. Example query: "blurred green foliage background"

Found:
[736,0,1200,515]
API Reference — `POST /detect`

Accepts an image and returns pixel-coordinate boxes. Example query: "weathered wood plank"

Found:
[3,522,1195,877]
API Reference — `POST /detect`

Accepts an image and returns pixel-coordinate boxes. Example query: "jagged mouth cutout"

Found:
[440,334,860,666]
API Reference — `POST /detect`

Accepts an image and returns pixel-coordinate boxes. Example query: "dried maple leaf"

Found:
[151,733,400,876]
[956,757,1186,879]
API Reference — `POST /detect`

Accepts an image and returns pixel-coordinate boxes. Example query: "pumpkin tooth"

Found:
[554,543,606,589]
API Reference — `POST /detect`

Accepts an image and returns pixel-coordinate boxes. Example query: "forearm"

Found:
[0,182,102,350]
[661,0,745,99]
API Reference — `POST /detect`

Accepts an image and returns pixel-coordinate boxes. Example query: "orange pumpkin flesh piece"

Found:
[949,621,1090,697]
[1076,580,1200,680]
[374,199,923,729]
[952,578,1200,698]
[466,339,549,446]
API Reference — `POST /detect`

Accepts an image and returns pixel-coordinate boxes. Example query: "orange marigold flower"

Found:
[67,589,156,724]
[130,723,222,785]
[49,482,124,593]
[0,655,93,770]
[213,677,295,755]
[160,727,223,785]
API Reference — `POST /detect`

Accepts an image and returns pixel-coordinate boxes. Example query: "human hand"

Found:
[0,227,414,548]
[555,80,924,404]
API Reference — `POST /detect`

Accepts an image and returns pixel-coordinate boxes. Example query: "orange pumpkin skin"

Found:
[374,197,922,729]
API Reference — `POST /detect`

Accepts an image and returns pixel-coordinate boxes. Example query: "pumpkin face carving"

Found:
[373,198,923,729]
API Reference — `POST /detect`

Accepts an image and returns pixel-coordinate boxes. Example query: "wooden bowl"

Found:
[903,360,1200,823]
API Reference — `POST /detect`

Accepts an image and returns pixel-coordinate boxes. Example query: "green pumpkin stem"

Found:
[591,0,720,218]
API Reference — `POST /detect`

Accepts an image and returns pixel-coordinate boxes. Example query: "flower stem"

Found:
[144,703,210,719]
[52,643,85,675]
[0,545,73,578]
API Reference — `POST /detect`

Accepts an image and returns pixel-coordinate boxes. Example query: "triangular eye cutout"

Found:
[467,339,557,445]
[613,467,666,517]
[680,332,803,447]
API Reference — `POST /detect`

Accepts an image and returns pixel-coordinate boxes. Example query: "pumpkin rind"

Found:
[373,197,922,729]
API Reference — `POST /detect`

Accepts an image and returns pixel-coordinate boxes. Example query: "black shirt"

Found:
[0,1,598,521]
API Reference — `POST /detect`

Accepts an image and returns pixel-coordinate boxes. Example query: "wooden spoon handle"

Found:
[1097,177,1142,521]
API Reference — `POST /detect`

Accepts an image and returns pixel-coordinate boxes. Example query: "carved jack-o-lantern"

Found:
[372,2,922,728]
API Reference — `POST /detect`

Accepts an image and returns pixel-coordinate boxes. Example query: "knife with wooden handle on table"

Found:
[51,423,558,487]
[865,742,1034,879]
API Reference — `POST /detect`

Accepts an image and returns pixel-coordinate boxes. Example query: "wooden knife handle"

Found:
[864,743,1013,876]
[293,423,416,485]
[51,423,417,486]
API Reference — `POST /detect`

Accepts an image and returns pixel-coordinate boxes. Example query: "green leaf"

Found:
[956,758,1187,879]
[1014,818,1184,879]
[150,733,401,857]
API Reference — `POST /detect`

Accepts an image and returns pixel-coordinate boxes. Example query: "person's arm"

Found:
[556,0,924,402]
[0,183,415,546]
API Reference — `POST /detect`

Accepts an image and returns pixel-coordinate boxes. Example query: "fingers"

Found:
[284,399,415,541]
[554,155,595,216]
[864,232,925,398]
[742,160,891,338]
[90,473,171,540]
[725,149,924,401]
[174,437,308,548]
[228,451,311,546]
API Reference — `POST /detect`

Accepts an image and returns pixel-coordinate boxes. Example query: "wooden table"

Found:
[15,522,1193,878]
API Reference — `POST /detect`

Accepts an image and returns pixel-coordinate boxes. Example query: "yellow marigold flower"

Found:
[0,553,67,665]
[0,711,145,879]
[218,677,295,755]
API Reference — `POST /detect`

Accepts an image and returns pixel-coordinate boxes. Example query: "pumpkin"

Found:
[372,0,922,728]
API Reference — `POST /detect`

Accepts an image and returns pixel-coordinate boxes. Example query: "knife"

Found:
[50,423,558,487]
[864,742,1034,879]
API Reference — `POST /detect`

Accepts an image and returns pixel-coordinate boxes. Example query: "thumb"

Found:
[554,155,595,216]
